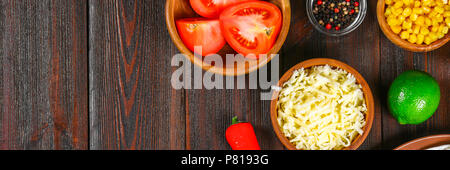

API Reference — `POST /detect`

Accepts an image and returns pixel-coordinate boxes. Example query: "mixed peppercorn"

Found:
[312,0,361,31]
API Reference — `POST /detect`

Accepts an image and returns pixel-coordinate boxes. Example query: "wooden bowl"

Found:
[270,58,375,150]
[395,134,450,150]
[166,0,291,76]
[377,0,450,52]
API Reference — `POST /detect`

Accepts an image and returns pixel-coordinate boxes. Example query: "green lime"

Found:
[388,70,441,125]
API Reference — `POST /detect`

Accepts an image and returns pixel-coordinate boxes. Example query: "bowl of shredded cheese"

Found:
[270,58,374,150]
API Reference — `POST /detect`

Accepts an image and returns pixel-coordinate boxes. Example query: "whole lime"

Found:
[388,70,440,125]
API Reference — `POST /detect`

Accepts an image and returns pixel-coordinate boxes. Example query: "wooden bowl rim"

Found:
[270,58,375,150]
[376,0,450,52]
[394,134,450,150]
[165,0,292,76]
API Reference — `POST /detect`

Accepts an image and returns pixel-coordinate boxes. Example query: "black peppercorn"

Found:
[313,0,360,31]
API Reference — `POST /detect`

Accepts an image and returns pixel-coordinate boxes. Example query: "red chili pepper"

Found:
[225,117,261,150]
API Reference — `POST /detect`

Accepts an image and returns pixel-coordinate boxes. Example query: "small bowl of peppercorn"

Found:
[307,0,367,36]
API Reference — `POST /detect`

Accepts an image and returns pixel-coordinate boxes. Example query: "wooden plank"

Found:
[0,0,88,150]
[89,0,185,150]
[380,36,449,150]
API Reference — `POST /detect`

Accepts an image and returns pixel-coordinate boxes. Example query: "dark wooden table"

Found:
[0,0,448,150]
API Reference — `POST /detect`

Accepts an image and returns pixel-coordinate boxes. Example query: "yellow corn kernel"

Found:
[417,34,425,44]
[403,7,412,16]
[386,0,393,5]
[431,25,439,32]
[385,7,392,16]
[387,15,395,21]
[446,17,450,27]
[387,16,399,26]
[435,6,445,14]
[437,32,444,39]
[415,16,425,25]
[413,7,424,14]
[400,31,410,39]
[394,8,404,16]
[443,26,449,34]
[410,13,419,21]
[446,5,450,11]
[422,6,431,13]
[422,0,432,7]
[433,0,439,5]
[429,32,438,41]
[413,24,421,34]
[438,24,444,32]
[408,34,418,43]
[436,14,444,22]
[398,15,406,22]
[424,36,433,45]
[420,26,430,35]
[394,1,404,8]
[425,17,432,26]
[428,11,437,18]
[431,19,439,26]
[414,1,421,7]
[403,20,413,29]
[403,0,412,6]
[444,11,450,18]
[391,25,402,34]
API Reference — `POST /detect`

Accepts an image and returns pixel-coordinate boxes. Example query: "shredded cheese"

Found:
[277,65,367,150]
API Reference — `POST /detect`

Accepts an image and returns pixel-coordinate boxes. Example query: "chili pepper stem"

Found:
[232,116,240,125]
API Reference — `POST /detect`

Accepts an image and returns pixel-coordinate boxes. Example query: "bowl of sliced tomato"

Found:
[166,0,291,76]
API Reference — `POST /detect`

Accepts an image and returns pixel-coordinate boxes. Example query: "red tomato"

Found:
[176,18,226,56]
[190,0,259,18]
[220,1,282,58]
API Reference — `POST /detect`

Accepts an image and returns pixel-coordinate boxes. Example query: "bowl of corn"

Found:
[377,0,450,52]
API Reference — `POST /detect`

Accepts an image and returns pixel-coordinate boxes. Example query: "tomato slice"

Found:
[176,18,226,56]
[190,0,259,18]
[220,1,282,58]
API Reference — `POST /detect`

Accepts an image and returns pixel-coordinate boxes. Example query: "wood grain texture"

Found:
[0,0,88,150]
[0,0,448,150]
[89,0,185,150]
